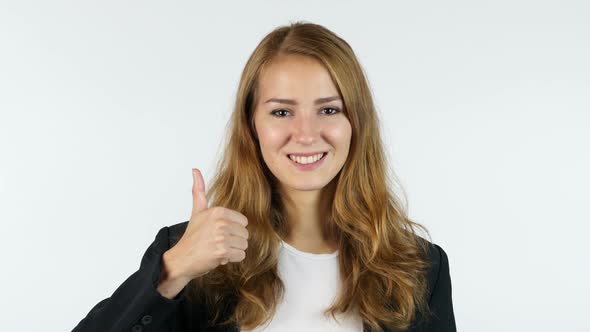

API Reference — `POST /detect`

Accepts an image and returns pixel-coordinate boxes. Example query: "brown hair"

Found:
[188,21,433,332]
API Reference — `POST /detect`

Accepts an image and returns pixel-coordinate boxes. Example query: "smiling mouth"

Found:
[287,152,328,165]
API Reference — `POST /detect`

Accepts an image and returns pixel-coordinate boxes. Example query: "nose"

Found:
[292,113,319,145]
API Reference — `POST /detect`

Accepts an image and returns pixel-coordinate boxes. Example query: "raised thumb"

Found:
[192,168,208,215]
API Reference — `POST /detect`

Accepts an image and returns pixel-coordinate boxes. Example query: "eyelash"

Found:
[270,107,341,117]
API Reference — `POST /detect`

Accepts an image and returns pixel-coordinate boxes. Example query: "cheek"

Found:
[325,121,352,147]
[257,126,286,149]
[256,123,289,163]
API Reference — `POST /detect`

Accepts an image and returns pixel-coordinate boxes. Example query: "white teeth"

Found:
[289,153,325,165]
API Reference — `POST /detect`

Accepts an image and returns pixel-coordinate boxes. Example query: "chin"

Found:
[293,186,325,192]
[287,180,329,192]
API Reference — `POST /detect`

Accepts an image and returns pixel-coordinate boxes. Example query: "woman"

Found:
[73,22,455,332]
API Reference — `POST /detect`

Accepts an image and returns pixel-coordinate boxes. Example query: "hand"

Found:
[165,168,249,280]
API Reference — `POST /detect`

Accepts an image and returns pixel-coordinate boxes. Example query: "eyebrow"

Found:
[264,96,341,105]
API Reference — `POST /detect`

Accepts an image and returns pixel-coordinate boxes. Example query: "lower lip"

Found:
[287,152,328,171]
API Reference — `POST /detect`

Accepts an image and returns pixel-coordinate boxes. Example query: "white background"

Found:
[1,1,589,331]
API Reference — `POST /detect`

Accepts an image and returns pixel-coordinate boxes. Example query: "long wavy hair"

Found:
[187,21,433,332]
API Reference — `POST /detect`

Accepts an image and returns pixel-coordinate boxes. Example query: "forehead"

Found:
[257,54,339,100]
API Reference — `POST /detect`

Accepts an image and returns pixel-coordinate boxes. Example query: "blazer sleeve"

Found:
[420,244,456,331]
[72,226,191,332]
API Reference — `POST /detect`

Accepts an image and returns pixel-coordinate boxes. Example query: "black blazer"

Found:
[73,221,456,332]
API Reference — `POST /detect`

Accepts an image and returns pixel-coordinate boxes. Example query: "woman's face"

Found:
[253,54,352,193]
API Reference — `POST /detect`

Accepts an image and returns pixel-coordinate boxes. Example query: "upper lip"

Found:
[287,151,327,157]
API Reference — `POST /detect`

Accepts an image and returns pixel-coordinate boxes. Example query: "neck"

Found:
[279,182,338,254]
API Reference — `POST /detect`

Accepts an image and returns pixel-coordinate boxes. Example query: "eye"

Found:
[270,109,291,117]
[320,107,341,115]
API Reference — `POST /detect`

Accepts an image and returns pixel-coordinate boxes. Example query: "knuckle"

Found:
[215,220,228,230]
[214,235,226,243]
[211,206,226,219]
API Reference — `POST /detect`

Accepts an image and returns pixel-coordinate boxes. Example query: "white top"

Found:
[241,240,364,332]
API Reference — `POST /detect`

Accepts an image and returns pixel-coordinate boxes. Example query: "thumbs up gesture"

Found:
[164,168,249,282]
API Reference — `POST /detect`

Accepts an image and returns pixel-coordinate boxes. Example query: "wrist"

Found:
[161,248,190,284]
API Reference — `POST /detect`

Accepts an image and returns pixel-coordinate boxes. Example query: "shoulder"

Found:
[161,222,452,289]
[416,235,451,292]
[162,222,452,282]
[412,236,455,330]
